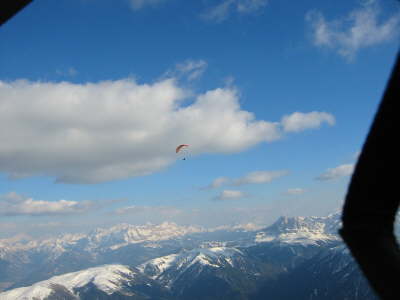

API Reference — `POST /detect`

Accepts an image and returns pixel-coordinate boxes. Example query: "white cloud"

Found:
[285,188,306,195]
[232,170,289,185]
[176,60,208,81]
[0,78,334,183]
[306,1,400,59]
[165,60,208,81]
[316,163,355,181]
[203,0,233,23]
[202,0,268,22]
[204,177,230,189]
[281,111,335,133]
[205,170,288,189]
[0,79,283,183]
[129,0,166,10]
[114,205,182,216]
[214,189,245,200]
[0,192,93,216]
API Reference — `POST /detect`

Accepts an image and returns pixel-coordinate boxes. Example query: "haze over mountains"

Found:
[0,213,378,299]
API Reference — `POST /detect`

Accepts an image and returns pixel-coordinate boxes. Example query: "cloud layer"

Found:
[0,192,93,216]
[206,170,289,189]
[306,1,400,59]
[316,163,355,181]
[214,189,245,201]
[0,79,333,183]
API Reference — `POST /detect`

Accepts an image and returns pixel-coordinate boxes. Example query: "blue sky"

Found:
[0,0,399,238]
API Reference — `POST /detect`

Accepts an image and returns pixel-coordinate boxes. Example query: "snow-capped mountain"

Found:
[0,264,170,300]
[137,246,282,300]
[244,213,342,272]
[0,221,258,290]
[0,220,262,260]
[1,222,205,257]
[0,212,379,299]
[138,247,246,285]
[255,213,340,246]
[0,265,133,299]
[87,222,205,251]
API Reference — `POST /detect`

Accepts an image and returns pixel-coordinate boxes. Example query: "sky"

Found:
[0,0,399,238]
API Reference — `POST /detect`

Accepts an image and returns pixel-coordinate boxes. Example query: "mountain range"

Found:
[0,213,379,299]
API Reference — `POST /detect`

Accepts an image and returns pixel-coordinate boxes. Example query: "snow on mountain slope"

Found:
[137,245,284,299]
[255,213,340,245]
[1,221,264,260]
[90,222,206,251]
[0,264,135,300]
[1,222,205,257]
[0,221,262,291]
[138,247,244,286]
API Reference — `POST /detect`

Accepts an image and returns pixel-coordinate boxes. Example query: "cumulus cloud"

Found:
[0,78,334,183]
[0,192,94,216]
[114,205,182,216]
[202,0,268,22]
[281,111,335,133]
[316,163,355,181]
[306,1,400,59]
[205,170,288,189]
[285,188,306,195]
[0,79,278,183]
[129,0,166,10]
[214,189,245,201]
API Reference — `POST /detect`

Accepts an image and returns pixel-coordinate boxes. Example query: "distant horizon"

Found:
[1,0,399,240]
[0,208,343,240]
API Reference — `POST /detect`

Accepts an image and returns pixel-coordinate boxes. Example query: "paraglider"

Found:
[175,144,189,153]
[176,144,189,160]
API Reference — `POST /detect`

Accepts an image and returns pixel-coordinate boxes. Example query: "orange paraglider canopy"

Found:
[176,144,189,153]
